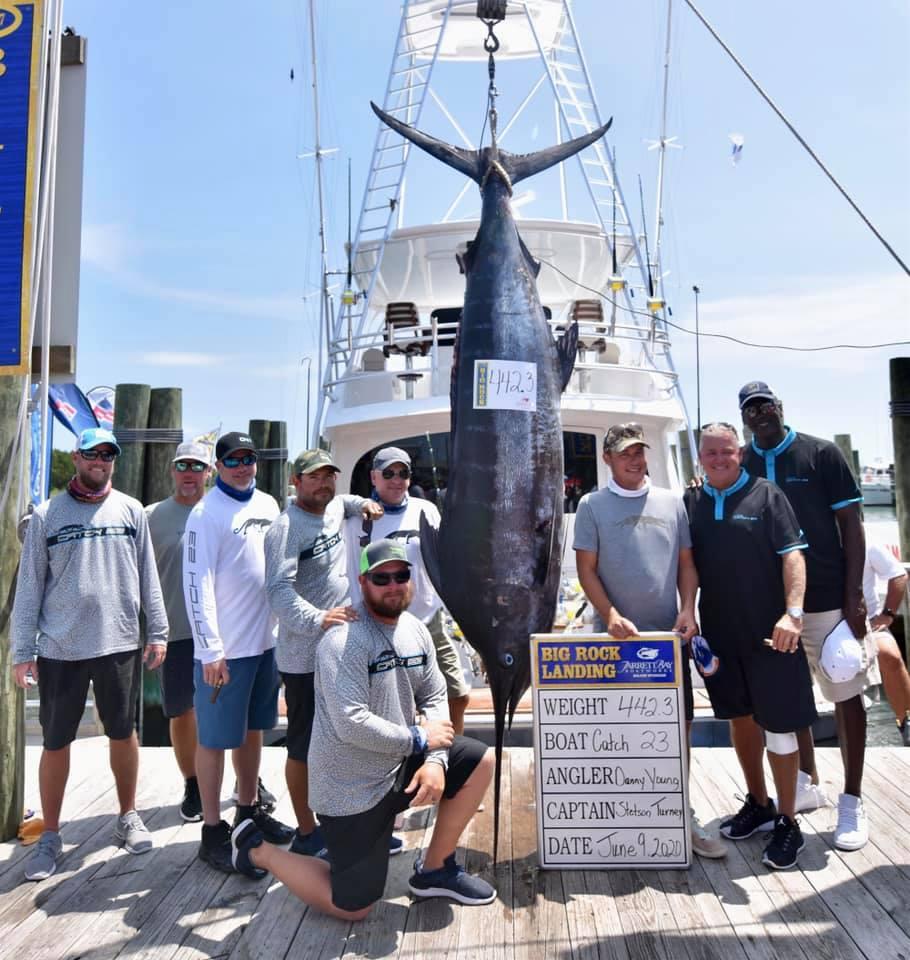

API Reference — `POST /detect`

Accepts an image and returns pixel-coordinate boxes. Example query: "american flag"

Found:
[86,386,115,428]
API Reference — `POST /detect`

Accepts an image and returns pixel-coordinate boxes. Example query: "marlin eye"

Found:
[502,653,514,667]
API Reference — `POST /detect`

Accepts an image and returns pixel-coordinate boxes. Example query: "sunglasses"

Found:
[742,401,779,417]
[381,467,410,480]
[365,569,411,586]
[79,450,117,462]
[175,461,207,473]
[222,453,257,468]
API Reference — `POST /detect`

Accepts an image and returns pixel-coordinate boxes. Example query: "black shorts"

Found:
[682,646,694,724]
[703,643,817,733]
[38,650,141,750]
[282,671,315,763]
[159,637,195,718]
[318,735,488,912]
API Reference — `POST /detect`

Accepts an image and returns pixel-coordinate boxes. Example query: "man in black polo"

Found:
[687,423,816,870]
[739,381,870,851]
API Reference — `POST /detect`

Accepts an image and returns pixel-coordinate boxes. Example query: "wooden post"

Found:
[677,430,695,485]
[834,434,857,480]
[142,387,182,505]
[268,420,288,509]
[852,450,861,477]
[891,358,910,565]
[113,384,150,501]
[0,376,26,841]
[248,419,271,499]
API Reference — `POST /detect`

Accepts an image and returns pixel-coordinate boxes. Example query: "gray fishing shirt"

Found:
[264,495,367,674]
[308,607,449,817]
[11,488,168,664]
[146,497,194,641]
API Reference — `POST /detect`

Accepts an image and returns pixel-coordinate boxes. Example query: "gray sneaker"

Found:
[24,830,63,881]
[115,810,153,855]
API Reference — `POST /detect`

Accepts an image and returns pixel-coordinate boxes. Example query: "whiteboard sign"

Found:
[531,633,690,870]
[473,359,537,411]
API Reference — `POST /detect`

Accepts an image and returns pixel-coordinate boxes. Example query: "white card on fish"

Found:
[473,359,537,412]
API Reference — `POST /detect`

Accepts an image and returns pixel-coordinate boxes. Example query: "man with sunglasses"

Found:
[11,428,168,881]
[573,421,726,860]
[344,447,472,734]
[183,431,294,873]
[146,442,214,822]
[231,538,496,914]
[739,381,871,851]
[264,448,383,858]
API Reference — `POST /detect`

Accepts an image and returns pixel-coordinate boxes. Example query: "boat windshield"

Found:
[349,429,598,512]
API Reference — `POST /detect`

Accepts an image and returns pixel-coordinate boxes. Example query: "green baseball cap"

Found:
[360,538,411,575]
[293,449,340,476]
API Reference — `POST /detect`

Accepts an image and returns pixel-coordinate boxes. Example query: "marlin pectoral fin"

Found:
[556,320,579,392]
[418,511,444,598]
[506,119,612,185]
[370,102,482,183]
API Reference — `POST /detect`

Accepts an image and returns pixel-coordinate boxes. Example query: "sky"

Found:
[60,0,909,463]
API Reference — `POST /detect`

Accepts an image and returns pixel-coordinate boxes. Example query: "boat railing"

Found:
[324,312,678,410]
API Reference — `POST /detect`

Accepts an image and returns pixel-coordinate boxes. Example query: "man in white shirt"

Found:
[183,431,293,873]
[864,541,910,745]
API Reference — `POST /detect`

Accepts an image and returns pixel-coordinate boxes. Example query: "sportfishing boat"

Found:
[860,461,895,507]
[313,0,694,551]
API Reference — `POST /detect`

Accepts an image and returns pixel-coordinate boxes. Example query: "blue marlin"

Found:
[371,102,611,861]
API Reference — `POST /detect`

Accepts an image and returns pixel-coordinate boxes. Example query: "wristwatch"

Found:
[882,606,896,619]
[786,606,804,619]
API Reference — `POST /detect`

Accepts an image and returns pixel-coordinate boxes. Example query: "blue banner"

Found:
[535,637,679,688]
[48,381,100,436]
[0,2,43,374]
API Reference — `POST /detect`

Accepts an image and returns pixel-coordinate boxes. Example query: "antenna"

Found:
[639,174,666,316]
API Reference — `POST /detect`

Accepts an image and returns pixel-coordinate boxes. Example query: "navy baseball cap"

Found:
[215,431,256,461]
[738,381,779,410]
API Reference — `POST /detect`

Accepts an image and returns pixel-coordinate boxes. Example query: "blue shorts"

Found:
[193,649,280,750]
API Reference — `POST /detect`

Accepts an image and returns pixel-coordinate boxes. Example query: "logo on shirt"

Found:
[731,514,759,522]
[47,524,137,547]
[299,531,341,561]
[368,649,429,675]
[784,476,809,483]
[616,515,669,530]
[232,517,272,536]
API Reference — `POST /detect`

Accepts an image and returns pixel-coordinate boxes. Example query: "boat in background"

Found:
[861,460,895,507]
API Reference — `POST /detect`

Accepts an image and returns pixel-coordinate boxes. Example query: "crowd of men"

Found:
[8,379,909,911]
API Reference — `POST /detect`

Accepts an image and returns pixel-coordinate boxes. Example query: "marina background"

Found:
[57,0,908,459]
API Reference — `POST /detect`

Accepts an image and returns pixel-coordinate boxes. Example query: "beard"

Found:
[364,590,412,620]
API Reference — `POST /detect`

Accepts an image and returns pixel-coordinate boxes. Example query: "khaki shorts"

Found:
[801,609,874,703]
[426,609,471,699]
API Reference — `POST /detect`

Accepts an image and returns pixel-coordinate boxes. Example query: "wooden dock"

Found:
[1,740,908,959]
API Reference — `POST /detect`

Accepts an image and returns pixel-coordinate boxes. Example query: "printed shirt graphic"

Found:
[183,485,280,663]
[11,489,167,663]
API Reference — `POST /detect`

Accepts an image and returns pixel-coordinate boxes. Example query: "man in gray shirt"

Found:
[232,539,496,916]
[264,448,381,857]
[11,428,168,881]
[573,421,725,860]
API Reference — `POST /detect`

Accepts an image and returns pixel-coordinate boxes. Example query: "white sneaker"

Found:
[793,771,829,813]
[115,810,153,855]
[834,793,868,851]
[690,810,727,859]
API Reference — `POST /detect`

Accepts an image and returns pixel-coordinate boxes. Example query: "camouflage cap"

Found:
[293,448,340,476]
[603,422,649,454]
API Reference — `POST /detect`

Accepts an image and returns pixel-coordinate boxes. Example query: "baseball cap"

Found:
[76,427,121,455]
[372,446,411,471]
[738,380,779,410]
[172,441,210,465]
[215,431,256,461]
[293,449,340,476]
[359,538,412,575]
[603,422,649,454]
[818,619,867,685]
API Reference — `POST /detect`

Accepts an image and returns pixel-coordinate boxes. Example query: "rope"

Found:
[890,401,910,418]
[257,447,290,461]
[114,428,184,444]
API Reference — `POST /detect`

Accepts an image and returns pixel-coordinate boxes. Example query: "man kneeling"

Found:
[231,538,495,917]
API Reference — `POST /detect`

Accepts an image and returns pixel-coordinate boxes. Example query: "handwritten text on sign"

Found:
[473,359,537,412]
[531,634,690,870]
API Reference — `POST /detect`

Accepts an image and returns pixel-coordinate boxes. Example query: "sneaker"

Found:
[290,826,328,858]
[234,804,295,845]
[24,830,62,881]
[834,793,868,851]
[898,713,910,747]
[719,794,777,840]
[180,776,203,822]
[408,853,496,906]
[231,777,277,813]
[114,810,153,855]
[198,820,236,873]
[690,810,726,859]
[761,815,805,870]
[389,834,404,856]
[793,771,829,812]
[231,819,267,878]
